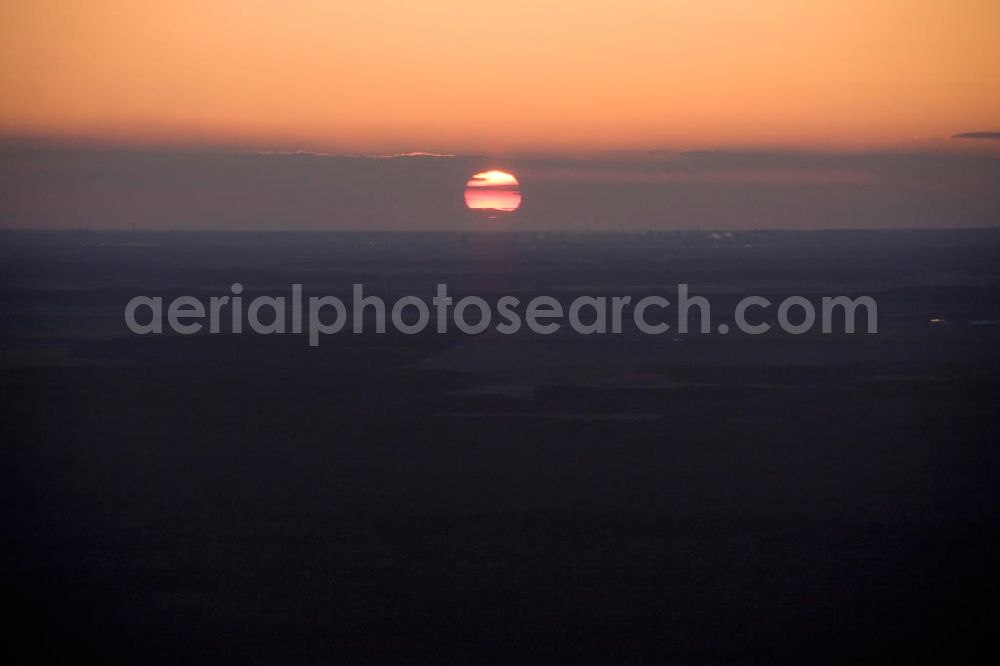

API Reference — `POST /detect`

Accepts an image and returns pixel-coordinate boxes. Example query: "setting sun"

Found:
[464,170,522,213]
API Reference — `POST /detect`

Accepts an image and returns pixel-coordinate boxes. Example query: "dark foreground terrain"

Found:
[3,229,999,663]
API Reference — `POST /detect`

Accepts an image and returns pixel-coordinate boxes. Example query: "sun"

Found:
[467,170,519,188]
[464,170,522,213]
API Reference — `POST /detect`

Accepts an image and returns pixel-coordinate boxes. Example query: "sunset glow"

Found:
[1,1,998,153]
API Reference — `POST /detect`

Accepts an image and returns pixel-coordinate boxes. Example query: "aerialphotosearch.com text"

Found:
[124,283,878,345]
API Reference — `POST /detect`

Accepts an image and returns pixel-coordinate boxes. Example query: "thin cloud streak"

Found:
[953,132,1000,141]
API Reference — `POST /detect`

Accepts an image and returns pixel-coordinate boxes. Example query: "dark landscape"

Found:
[3,228,999,663]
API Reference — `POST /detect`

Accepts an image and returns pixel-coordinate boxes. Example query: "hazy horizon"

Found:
[3,141,998,231]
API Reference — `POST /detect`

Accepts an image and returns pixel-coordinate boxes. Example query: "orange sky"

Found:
[1,1,998,153]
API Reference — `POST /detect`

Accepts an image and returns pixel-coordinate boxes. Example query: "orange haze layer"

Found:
[1,1,998,153]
